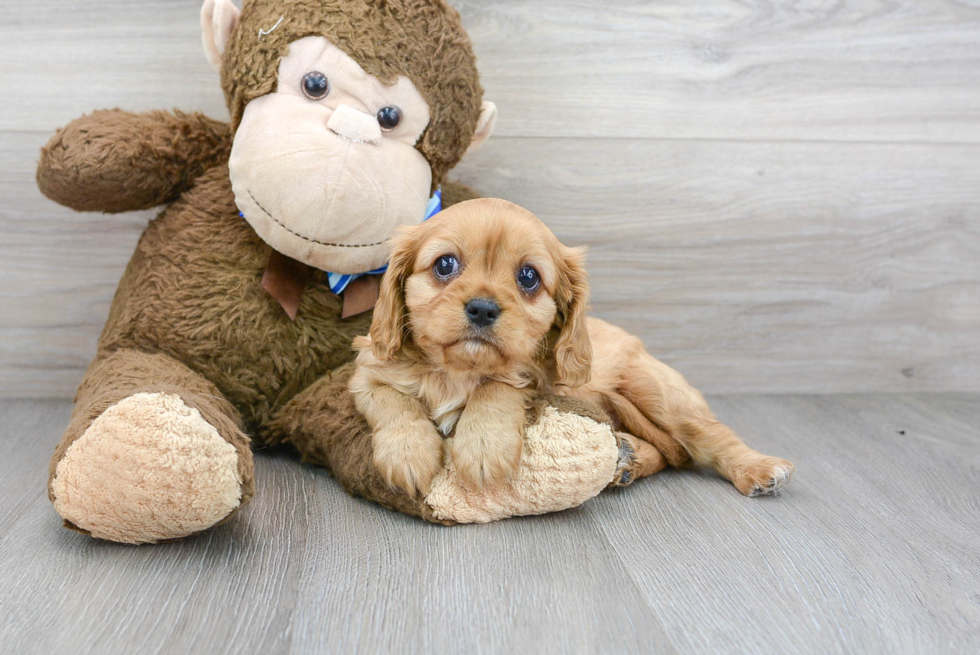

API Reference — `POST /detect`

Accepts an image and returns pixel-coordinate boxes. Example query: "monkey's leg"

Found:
[48,350,254,544]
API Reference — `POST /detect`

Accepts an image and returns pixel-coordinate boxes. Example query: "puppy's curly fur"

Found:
[351,199,795,497]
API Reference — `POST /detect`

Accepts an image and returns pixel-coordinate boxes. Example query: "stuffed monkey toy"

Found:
[36,0,670,544]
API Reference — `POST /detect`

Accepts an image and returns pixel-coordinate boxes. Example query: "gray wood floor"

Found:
[1,395,977,655]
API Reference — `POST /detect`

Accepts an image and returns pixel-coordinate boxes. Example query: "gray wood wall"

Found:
[1,0,978,397]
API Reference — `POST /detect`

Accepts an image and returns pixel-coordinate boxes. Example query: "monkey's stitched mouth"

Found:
[246,188,386,249]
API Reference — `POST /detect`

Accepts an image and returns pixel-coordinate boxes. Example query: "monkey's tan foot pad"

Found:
[611,432,669,487]
[423,405,620,523]
[611,432,638,487]
[50,392,243,544]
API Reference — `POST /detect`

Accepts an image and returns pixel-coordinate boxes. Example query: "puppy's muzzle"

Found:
[465,298,500,328]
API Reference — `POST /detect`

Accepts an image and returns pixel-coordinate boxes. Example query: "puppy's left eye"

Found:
[433,255,460,280]
[517,266,540,292]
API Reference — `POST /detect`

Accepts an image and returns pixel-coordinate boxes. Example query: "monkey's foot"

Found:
[50,392,243,544]
[611,432,638,487]
[611,432,668,487]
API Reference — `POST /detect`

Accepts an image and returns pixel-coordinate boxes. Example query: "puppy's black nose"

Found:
[465,298,500,328]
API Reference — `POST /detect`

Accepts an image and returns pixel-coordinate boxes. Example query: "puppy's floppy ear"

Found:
[370,226,423,360]
[553,245,592,388]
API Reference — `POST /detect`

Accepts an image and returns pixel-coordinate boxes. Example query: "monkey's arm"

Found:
[37,109,231,213]
[269,364,660,525]
[440,180,481,208]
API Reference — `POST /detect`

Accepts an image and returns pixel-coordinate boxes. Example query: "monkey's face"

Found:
[229,36,434,274]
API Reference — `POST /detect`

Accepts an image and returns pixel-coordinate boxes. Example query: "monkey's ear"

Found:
[553,246,593,388]
[369,228,423,361]
[466,102,498,154]
[201,0,241,72]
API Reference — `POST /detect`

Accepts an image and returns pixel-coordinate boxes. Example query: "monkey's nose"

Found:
[465,299,500,328]
[326,105,382,145]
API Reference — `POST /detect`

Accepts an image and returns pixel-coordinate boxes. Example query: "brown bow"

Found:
[261,250,379,320]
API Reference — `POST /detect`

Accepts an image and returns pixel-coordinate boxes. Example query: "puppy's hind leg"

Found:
[604,391,691,468]
[619,350,794,497]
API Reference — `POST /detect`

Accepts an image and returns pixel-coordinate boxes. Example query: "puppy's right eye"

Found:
[433,255,459,280]
[517,266,540,292]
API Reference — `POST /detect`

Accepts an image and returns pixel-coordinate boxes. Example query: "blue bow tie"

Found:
[325,188,442,294]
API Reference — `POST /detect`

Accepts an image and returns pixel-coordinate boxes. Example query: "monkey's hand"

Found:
[450,382,529,489]
[37,109,231,213]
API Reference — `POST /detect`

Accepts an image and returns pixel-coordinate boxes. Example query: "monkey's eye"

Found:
[301,72,329,100]
[517,266,540,292]
[433,255,460,280]
[377,106,402,131]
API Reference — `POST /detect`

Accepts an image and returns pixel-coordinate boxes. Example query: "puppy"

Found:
[351,198,795,497]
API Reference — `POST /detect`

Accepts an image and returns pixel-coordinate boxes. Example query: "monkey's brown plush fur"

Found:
[38,110,232,213]
[37,0,660,544]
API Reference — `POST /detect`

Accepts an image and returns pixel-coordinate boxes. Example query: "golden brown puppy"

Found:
[351,198,795,497]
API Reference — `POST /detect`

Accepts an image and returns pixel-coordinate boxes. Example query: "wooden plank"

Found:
[1,1,978,143]
[4,131,979,395]
[0,131,148,397]
[588,392,980,655]
[285,499,674,654]
[453,137,980,394]
[1,395,977,654]
[0,399,672,655]
[461,0,980,142]
[0,1,229,132]
[0,400,69,538]
[2,0,979,396]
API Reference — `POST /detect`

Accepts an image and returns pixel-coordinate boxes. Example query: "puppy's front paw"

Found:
[373,421,444,497]
[450,426,523,489]
[732,455,795,497]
